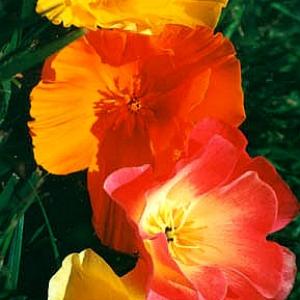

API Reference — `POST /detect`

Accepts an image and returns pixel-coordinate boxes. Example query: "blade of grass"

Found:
[27,176,61,266]
[0,171,60,266]
[36,194,61,266]
[26,224,45,246]
[1,171,44,248]
[0,25,22,124]
[271,3,300,22]
[5,215,24,291]
[0,174,20,215]
[224,4,245,38]
[0,29,84,81]
[0,228,14,268]
[0,0,27,124]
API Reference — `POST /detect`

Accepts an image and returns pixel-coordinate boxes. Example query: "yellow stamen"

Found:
[129,99,142,112]
[142,198,206,265]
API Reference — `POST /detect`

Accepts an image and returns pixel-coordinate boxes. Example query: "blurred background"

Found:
[0,0,299,299]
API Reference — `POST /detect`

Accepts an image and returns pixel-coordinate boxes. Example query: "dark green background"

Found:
[0,0,299,299]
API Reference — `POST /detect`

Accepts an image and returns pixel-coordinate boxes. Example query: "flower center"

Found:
[128,97,142,112]
[142,200,204,265]
[165,226,175,242]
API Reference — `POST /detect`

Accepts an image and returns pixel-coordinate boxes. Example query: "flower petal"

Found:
[89,124,153,252]
[86,29,154,66]
[240,157,299,232]
[224,269,266,300]
[29,37,99,174]
[183,265,228,300]
[37,0,228,30]
[167,135,240,200]
[104,165,154,223]
[187,118,247,157]
[190,56,245,126]
[273,247,297,300]
[190,172,283,297]
[121,223,154,300]
[48,249,133,300]
[145,234,197,299]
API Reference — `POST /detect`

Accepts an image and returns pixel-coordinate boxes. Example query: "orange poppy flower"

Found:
[104,118,298,299]
[29,25,244,252]
[36,0,228,31]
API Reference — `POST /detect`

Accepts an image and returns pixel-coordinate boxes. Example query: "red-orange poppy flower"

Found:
[29,25,245,252]
[104,118,299,300]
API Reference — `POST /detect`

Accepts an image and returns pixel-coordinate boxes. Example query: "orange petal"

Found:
[190,56,245,126]
[29,37,100,174]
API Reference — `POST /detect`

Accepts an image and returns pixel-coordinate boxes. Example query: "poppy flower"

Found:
[104,118,299,299]
[36,0,228,31]
[48,249,151,300]
[29,25,244,252]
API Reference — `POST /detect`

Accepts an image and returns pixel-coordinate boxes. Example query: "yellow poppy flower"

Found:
[48,249,147,300]
[36,0,228,31]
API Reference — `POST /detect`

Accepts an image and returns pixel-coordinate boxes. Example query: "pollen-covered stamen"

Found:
[165,226,175,242]
[128,97,142,112]
[143,199,208,265]
[173,149,183,161]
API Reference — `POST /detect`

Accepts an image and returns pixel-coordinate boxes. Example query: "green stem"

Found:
[36,196,61,266]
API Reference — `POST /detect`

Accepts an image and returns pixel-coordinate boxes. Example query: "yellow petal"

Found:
[48,249,134,300]
[36,0,228,30]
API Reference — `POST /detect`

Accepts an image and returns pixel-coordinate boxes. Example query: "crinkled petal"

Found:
[29,37,100,174]
[36,0,228,30]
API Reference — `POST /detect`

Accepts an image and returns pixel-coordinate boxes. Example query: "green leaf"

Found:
[0,174,20,214]
[1,170,44,245]
[224,4,245,38]
[0,29,85,81]
[0,17,22,124]
[5,215,24,291]
[0,80,12,124]
[271,3,300,22]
